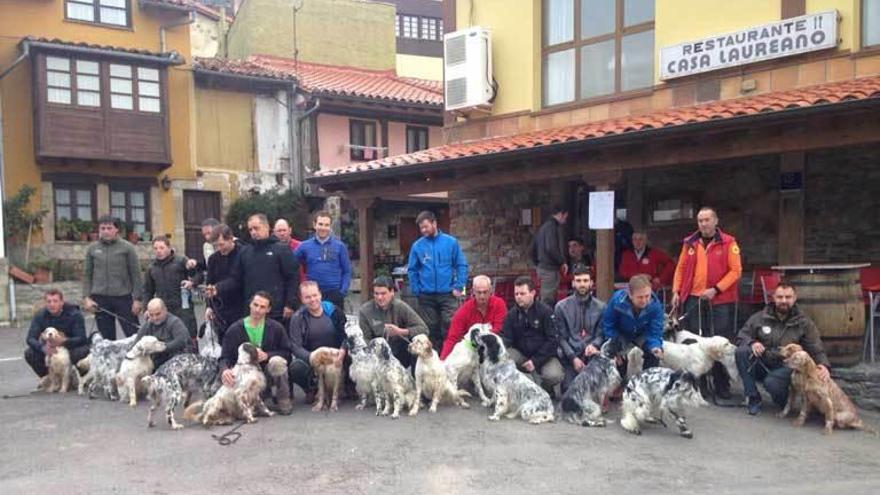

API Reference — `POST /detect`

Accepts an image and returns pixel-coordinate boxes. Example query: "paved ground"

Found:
[1,324,879,495]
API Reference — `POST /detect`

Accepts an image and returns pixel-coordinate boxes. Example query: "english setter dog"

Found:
[184,343,272,426]
[309,347,343,412]
[344,320,379,410]
[142,353,221,430]
[444,324,493,406]
[560,354,621,427]
[78,333,137,400]
[370,337,416,419]
[39,328,75,393]
[620,367,707,438]
[115,336,166,407]
[475,333,555,424]
[408,334,470,415]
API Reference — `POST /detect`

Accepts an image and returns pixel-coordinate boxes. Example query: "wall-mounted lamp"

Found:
[160,175,172,191]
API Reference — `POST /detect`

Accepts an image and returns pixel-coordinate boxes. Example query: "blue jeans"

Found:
[734,346,792,407]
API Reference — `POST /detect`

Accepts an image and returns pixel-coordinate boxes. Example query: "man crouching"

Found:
[220,291,294,415]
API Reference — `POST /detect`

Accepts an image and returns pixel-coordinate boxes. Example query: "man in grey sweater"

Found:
[357,276,428,369]
[135,298,194,369]
[83,215,143,340]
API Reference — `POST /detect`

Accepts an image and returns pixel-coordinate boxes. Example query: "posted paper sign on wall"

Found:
[589,191,614,230]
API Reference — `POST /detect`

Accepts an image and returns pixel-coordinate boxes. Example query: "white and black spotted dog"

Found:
[445,324,493,406]
[620,367,707,438]
[560,354,622,427]
[78,333,137,400]
[475,333,554,424]
[370,337,416,419]
[116,336,166,407]
[142,353,221,430]
[344,320,379,410]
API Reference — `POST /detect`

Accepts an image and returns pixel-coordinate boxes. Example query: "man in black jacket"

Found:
[225,214,300,325]
[202,224,245,342]
[531,205,568,306]
[287,281,347,402]
[141,236,197,337]
[500,276,564,395]
[220,292,294,415]
[24,289,89,384]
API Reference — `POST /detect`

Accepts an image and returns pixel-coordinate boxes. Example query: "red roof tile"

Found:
[193,55,443,106]
[312,75,880,180]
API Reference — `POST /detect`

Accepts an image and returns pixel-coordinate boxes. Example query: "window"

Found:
[110,63,162,113]
[54,184,95,239]
[543,0,655,106]
[401,15,419,39]
[350,120,377,161]
[865,0,880,48]
[110,188,150,235]
[649,197,696,224]
[46,57,101,107]
[421,18,439,41]
[395,14,401,37]
[65,0,129,27]
[406,126,429,153]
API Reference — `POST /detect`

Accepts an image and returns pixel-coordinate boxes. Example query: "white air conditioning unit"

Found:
[443,26,493,111]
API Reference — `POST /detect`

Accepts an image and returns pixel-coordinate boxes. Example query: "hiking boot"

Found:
[747,396,762,416]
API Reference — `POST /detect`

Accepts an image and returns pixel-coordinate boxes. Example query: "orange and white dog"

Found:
[309,347,343,412]
[39,327,75,393]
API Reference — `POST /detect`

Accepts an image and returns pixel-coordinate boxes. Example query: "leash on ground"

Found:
[211,421,246,446]
[2,391,37,400]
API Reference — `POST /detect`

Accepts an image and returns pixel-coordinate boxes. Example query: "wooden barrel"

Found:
[785,268,865,367]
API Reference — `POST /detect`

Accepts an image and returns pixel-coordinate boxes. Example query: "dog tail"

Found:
[855,421,880,436]
[183,400,206,422]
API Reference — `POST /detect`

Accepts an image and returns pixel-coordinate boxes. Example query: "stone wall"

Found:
[804,146,880,265]
[832,364,880,412]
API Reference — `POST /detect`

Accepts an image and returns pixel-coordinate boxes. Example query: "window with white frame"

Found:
[110,187,149,235]
[865,0,880,48]
[543,0,655,106]
[109,63,161,113]
[76,60,101,107]
[65,0,129,27]
[46,56,101,107]
[110,63,134,110]
[421,18,438,40]
[137,67,161,113]
[395,14,401,37]
[46,56,73,105]
[401,15,419,39]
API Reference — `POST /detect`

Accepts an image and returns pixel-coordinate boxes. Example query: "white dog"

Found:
[444,324,493,406]
[474,332,554,424]
[115,336,166,407]
[344,320,379,410]
[408,334,470,415]
[39,327,75,393]
[370,337,417,419]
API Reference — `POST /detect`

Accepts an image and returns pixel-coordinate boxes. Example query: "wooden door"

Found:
[183,190,222,263]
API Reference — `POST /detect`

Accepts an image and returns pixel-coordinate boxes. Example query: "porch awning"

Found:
[308,75,880,191]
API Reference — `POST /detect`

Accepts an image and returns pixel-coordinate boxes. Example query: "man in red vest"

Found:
[672,207,742,398]
[618,231,674,291]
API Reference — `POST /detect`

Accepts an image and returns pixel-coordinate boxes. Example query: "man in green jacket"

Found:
[83,215,143,340]
[735,282,830,416]
[357,276,428,369]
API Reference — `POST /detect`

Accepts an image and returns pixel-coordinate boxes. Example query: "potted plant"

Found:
[72,219,93,242]
[28,257,55,284]
[55,218,74,241]
[2,185,48,267]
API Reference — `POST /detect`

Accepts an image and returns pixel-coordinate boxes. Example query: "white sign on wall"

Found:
[660,10,838,80]
[588,191,615,230]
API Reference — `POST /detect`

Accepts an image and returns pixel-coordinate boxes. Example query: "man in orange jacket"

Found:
[672,207,742,398]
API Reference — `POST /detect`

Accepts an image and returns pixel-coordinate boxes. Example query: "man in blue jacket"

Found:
[294,210,352,311]
[407,211,468,350]
[601,274,665,369]
[24,289,89,385]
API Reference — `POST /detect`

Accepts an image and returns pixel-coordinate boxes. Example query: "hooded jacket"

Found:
[228,235,300,318]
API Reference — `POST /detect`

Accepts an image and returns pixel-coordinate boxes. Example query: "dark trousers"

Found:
[168,305,198,339]
[24,345,90,377]
[682,297,735,393]
[735,346,792,407]
[322,290,346,312]
[92,294,139,339]
[417,293,459,350]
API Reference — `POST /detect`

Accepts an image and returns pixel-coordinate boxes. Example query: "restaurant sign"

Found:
[660,10,838,80]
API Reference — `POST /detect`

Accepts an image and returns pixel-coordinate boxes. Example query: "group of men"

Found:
[25,205,832,417]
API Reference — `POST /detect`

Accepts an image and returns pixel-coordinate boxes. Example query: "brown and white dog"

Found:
[309,347,343,412]
[781,348,875,435]
[184,343,272,425]
[39,327,75,393]
[115,336,167,407]
[408,334,470,415]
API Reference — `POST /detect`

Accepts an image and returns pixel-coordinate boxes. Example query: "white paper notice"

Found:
[588,191,615,230]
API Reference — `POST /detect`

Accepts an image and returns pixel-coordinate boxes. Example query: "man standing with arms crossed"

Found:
[407,211,468,350]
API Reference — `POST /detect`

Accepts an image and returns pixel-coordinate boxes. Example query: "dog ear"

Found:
[664,370,684,393]
[380,341,390,361]
[485,336,501,363]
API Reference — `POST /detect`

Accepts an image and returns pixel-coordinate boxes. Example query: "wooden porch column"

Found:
[352,197,378,303]
[778,152,805,264]
[584,171,622,301]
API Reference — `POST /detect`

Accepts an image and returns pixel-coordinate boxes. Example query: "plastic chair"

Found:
[860,267,880,363]
[759,272,781,305]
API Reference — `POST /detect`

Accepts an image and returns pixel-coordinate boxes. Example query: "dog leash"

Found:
[2,391,37,400]
[211,421,246,446]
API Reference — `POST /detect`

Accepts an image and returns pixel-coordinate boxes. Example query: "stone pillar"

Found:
[584,171,622,301]
[778,153,805,264]
[352,197,377,303]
